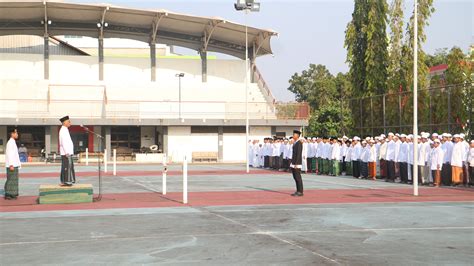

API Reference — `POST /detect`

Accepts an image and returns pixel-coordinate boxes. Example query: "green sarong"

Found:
[346,162,352,176]
[312,158,317,171]
[4,167,19,198]
[332,160,340,176]
[322,159,328,174]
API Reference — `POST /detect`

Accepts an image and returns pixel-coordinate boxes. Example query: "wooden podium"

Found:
[39,184,93,204]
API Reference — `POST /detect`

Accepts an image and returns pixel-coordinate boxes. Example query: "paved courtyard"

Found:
[1,163,473,265]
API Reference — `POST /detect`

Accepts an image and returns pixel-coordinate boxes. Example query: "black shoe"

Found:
[291,192,304,197]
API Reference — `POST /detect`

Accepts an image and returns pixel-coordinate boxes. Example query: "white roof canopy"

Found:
[0,1,278,59]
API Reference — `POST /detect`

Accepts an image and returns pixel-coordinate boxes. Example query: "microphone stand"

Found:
[82,126,104,202]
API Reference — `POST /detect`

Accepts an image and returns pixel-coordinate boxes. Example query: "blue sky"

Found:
[70,0,473,101]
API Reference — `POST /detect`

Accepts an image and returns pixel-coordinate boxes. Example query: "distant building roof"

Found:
[429,64,448,73]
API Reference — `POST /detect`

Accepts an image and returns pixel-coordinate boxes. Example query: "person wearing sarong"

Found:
[360,140,369,179]
[352,137,362,178]
[4,128,21,200]
[468,140,474,187]
[430,139,444,187]
[59,116,76,186]
[330,138,341,176]
[368,139,377,180]
[451,134,465,186]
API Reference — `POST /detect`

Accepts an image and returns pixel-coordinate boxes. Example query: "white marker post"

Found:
[162,154,167,195]
[85,148,89,166]
[104,149,108,173]
[183,155,188,204]
[113,149,117,176]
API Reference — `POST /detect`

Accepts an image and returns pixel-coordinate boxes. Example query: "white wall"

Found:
[223,133,246,162]
[250,126,272,142]
[167,126,192,162]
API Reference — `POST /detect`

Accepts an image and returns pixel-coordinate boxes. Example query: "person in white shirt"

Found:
[385,133,396,182]
[4,128,21,199]
[430,139,444,187]
[468,140,474,187]
[418,133,431,185]
[368,139,377,180]
[398,134,409,183]
[451,134,464,186]
[378,135,388,179]
[359,140,369,179]
[352,137,362,178]
[441,133,454,186]
[344,140,353,176]
[406,135,414,183]
[330,138,341,176]
[341,136,348,174]
[459,134,470,186]
[59,115,76,186]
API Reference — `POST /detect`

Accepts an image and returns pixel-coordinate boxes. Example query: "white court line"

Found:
[205,203,474,213]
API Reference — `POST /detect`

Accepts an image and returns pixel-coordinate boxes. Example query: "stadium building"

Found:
[0,1,308,162]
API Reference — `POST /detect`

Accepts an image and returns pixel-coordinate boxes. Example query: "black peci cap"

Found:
[59,115,69,123]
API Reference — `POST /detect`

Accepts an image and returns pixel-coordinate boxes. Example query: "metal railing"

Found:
[0,98,309,121]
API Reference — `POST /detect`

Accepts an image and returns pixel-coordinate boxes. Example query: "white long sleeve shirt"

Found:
[59,126,74,155]
[451,142,466,167]
[430,147,444,170]
[442,141,454,163]
[398,142,409,163]
[331,143,340,161]
[368,145,377,163]
[5,138,21,168]
[386,140,396,161]
[352,143,362,161]
[379,142,388,160]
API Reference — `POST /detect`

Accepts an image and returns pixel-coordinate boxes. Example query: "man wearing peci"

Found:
[4,128,21,200]
[59,116,76,186]
[289,130,304,197]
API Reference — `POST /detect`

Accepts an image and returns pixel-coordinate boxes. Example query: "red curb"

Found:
[1,187,473,213]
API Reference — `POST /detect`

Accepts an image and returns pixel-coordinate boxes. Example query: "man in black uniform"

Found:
[290,130,304,196]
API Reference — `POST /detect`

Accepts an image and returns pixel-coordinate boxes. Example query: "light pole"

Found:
[413,0,419,196]
[176,73,184,120]
[235,0,260,173]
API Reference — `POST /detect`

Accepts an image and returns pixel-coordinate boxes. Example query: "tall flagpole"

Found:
[413,0,419,196]
[245,9,250,173]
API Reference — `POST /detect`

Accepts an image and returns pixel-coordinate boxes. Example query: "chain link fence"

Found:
[347,83,473,137]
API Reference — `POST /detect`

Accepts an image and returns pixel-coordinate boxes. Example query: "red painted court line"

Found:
[1,187,473,213]
[0,169,281,179]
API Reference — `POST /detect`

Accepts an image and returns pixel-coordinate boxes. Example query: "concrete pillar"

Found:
[271,126,276,137]
[200,51,207,83]
[50,126,59,153]
[150,42,156,82]
[218,126,223,162]
[0,126,7,154]
[98,37,104,81]
[44,35,49,80]
[162,126,168,155]
[45,126,51,156]
[104,126,111,160]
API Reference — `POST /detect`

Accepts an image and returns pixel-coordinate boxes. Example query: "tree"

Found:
[387,0,405,92]
[365,0,389,95]
[288,64,352,136]
[345,0,369,97]
[446,47,473,132]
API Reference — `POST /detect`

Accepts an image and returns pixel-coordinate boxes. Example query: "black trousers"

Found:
[441,163,452,186]
[387,161,396,181]
[352,160,360,178]
[291,168,304,193]
[307,158,313,173]
[400,162,408,183]
[342,156,346,172]
[469,166,474,185]
[264,156,269,168]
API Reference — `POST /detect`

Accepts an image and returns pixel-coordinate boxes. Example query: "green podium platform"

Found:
[39,184,93,204]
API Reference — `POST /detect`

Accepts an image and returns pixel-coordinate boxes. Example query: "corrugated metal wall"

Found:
[0,35,87,56]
